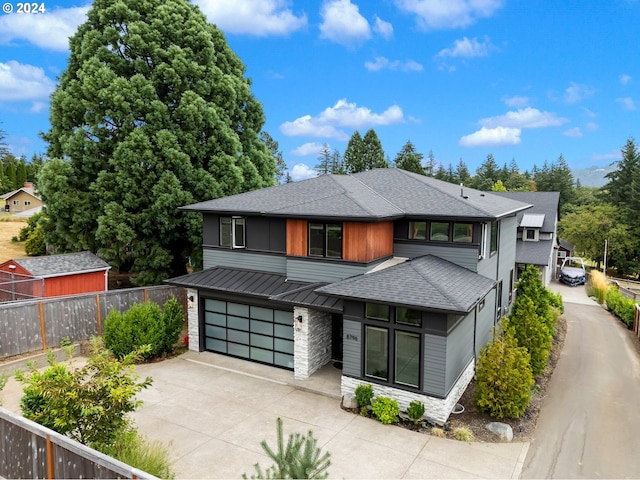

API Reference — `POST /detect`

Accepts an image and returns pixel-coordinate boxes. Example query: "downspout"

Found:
[473,305,478,364]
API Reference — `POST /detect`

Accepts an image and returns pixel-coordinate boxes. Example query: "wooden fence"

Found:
[0,285,186,359]
[0,407,158,479]
[634,305,640,341]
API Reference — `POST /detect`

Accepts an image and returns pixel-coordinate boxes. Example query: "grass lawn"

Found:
[0,214,27,262]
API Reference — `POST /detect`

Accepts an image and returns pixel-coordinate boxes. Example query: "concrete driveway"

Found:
[2,350,529,479]
[522,280,640,478]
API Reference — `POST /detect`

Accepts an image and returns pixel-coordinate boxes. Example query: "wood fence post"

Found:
[39,301,47,350]
[143,288,148,303]
[46,434,55,479]
[96,294,102,336]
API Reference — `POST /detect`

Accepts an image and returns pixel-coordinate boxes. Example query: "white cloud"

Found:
[364,57,423,72]
[292,142,325,156]
[479,107,568,129]
[436,36,493,58]
[563,82,595,104]
[280,99,404,139]
[373,15,393,39]
[290,163,317,181]
[395,0,504,30]
[586,122,598,131]
[459,126,521,147]
[29,101,47,113]
[195,0,307,36]
[592,150,621,162]
[0,5,88,51]
[319,0,371,47]
[616,97,636,111]
[0,61,55,101]
[503,96,530,108]
[563,127,583,138]
[620,74,632,85]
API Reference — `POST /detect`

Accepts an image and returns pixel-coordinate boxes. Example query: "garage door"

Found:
[203,298,294,369]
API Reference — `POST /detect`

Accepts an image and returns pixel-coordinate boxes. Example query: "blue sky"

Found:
[0,0,638,181]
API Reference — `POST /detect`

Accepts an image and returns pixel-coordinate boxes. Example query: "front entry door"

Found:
[331,314,343,362]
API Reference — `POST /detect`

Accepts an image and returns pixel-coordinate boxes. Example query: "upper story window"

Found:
[490,221,498,255]
[453,223,473,243]
[309,222,342,258]
[12,200,19,205]
[220,217,245,248]
[430,222,450,242]
[523,228,538,241]
[24,201,31,206]
[409,221,427,240]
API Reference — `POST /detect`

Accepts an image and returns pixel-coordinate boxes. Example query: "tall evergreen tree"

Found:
[0,124,9,159]
[472,154,499,190]
[361,129,387,170]
[315,143,332,175]
[604,138,640,222]
[5,159,16,190]
[394,140,424,175]
[260,132,287,184]
[425,150,437,177]
[16,157,27,188]
[455,159,471,185]
[40,0,274,284]
[342,131,366,174]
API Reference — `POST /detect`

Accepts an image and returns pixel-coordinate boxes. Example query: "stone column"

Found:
[294,307,332,380]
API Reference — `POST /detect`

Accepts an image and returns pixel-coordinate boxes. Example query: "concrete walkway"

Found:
[2,350,529,479]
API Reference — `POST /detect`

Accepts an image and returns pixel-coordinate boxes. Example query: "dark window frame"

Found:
[308,222,343,259]
[490,221,498,255]
[220,216,246,248]
[363,302,423,389]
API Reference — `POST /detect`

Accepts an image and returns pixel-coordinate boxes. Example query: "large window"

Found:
[453,223,473,243]
[430,222,450,242]
[309,223,342,258]
[364,303,422,389]
[220,217,245,248]
[409,221,426,240]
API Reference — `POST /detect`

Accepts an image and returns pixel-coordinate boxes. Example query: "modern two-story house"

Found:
[167,168,531,423]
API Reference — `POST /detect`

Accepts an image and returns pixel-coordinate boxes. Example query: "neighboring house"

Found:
[1,182,43,213]
[494,191,560,286]
[557,238,574,270]
[0,252,110,301]
[167,169,531,424]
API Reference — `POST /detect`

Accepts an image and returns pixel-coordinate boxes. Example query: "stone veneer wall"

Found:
[294,307,332,380]
[341,360,475,425]
[187,288,199,352]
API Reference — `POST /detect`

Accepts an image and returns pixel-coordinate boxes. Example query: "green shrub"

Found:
[104,298,184,360]
[506,297,552,375]
[475,326,534,419]
[406,400,425,425]
[371,396,399,425]
[103,429,175,479]
[354,383,374,408]
[547,290,564,314]
[606,287,635,327]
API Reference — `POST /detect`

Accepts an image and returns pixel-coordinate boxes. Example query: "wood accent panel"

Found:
[343,221,394,262]
[286,219,308,256]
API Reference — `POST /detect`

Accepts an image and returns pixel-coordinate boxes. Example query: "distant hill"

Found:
[571,164,616,188]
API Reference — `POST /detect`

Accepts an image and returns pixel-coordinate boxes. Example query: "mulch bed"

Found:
[342,314,568,443]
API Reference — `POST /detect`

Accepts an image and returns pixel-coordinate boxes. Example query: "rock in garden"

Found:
[485,422,513,442]
[342,395,358,409]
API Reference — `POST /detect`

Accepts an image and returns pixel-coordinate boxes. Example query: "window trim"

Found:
[453,223,474,243]
[490,221,498,255]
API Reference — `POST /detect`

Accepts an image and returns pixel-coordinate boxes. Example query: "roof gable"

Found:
[1,187,41,201]
[493,191,559,232]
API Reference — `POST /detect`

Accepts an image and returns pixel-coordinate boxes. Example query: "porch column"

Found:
[293,307,332,380]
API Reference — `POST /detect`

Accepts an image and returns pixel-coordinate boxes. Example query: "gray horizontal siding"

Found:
[423,333,446,396]
[342,319,361,377]
[203,248,286,274]
[475,292,497,357]
[286,259,370,283]
[445,313,474,393]
[394,243,478,272]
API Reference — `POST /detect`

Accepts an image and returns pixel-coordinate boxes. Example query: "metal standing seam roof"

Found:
[11,251,110,277]
[165,267,342,311]
[520,213,546,228]
[315,255,496,314]
[181,168,531,221]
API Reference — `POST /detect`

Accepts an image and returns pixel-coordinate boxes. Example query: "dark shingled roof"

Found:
[315,255,495,314]
[515,240,555,266]
[182,169,531,221]
[492,191,559,233]
[12,251,110,277]
[166,267,341,311]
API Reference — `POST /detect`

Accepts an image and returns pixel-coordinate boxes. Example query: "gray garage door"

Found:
[203,298,294,369]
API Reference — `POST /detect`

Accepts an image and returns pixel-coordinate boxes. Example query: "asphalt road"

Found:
[521,283,640,478]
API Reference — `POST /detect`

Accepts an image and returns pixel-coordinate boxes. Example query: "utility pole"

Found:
[603,239,608,275]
